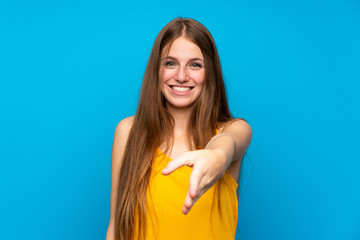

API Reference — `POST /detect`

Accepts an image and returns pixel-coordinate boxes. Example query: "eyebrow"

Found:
[161,56,204,62]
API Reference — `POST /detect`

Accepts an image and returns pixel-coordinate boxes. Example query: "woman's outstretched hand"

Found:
[161,120,252,215]
[161,149,227,215]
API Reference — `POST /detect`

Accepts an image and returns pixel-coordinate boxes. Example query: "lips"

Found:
[167,85,195,95]
[170,85,193,92]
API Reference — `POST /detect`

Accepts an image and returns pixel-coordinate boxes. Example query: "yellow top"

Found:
[135,149,238,240]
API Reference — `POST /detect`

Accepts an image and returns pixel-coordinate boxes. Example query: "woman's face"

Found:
[159,36,205,110]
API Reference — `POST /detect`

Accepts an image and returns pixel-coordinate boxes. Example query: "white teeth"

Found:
[172,86,191,92]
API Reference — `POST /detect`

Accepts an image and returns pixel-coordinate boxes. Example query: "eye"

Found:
[164,61,177,68]
[189,62,203,69]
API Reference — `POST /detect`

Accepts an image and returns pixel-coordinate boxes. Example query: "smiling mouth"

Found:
[170,85,194,92]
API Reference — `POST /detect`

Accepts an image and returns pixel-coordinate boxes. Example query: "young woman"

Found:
[106,17,252,240]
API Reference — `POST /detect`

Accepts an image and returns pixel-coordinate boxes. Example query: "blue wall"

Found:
[1,0,359,239]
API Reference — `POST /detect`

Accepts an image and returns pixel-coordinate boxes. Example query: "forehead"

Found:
[162,37,204,59]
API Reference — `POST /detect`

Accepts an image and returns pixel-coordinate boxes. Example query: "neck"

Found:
[166,104,193,136]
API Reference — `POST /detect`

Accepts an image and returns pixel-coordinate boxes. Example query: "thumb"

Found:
[182,170,200,214]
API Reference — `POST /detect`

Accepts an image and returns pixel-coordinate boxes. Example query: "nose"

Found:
[174,66,189,82]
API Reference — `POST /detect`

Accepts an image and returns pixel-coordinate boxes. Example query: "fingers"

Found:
[182,190,193,215]
[182,169,200,215]
[162,154,190,175]
[160,151,213,215]
[188,170,199,199]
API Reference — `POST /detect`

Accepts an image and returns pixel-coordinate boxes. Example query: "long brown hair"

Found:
[114,17,233,240]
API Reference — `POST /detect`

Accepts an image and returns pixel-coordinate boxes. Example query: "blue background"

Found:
[1,0,359,239]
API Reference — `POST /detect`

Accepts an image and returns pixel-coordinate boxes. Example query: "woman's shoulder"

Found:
[114,116,135,141]
[116,116,135,130]
[218,118,251,133]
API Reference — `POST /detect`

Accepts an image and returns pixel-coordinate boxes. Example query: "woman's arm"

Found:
[106,117,134,240]
[206,119,253,180]
[161,119,252,215]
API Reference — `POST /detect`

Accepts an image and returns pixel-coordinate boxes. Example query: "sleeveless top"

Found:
[134,148,239,240]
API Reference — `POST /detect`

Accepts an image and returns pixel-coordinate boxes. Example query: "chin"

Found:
[165,99,198,110]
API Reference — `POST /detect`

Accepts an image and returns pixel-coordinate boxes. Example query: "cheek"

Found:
[160,68,175,83]
[191,70,205,85]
